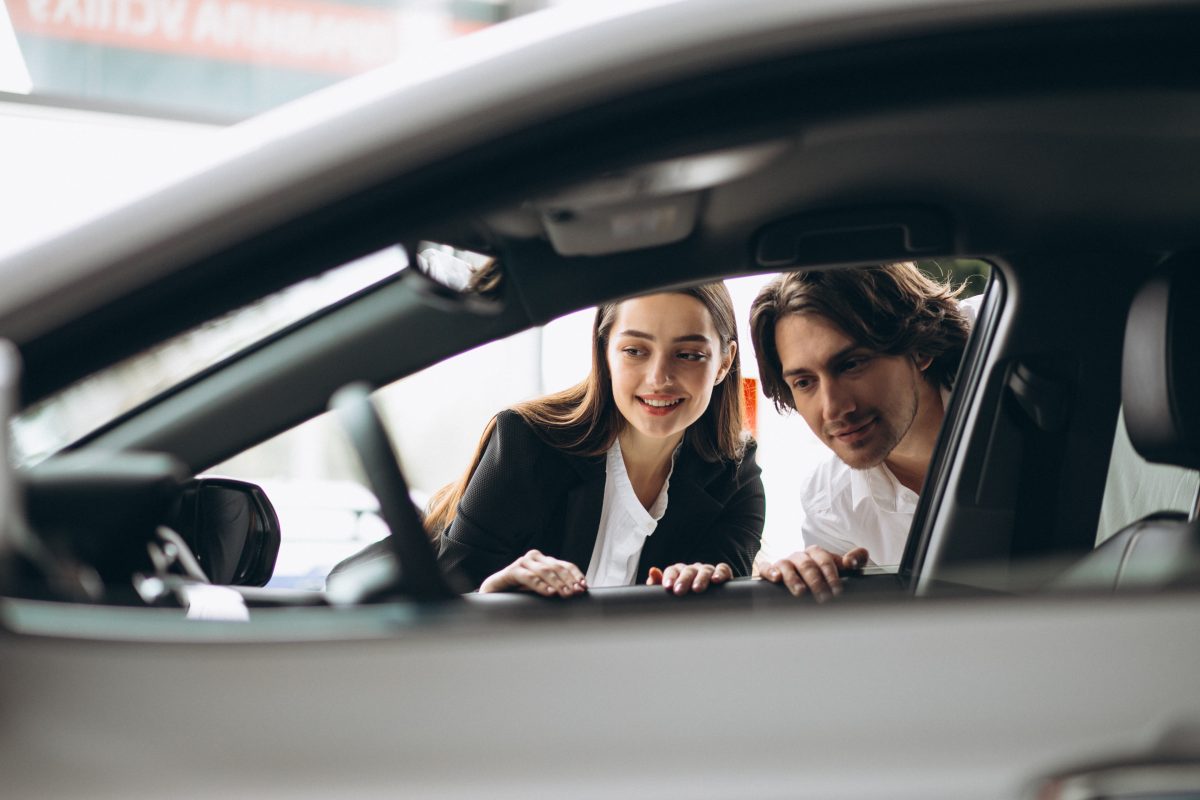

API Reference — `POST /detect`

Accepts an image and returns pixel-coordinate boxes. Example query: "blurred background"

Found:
[1,0,590,257]
[1,0,987,587]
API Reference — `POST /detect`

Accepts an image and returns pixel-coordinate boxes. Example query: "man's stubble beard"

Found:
[830,378,920,472]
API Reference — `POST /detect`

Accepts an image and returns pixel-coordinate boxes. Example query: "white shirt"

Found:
[799,456,916,567]
[797,293,984,566]
[585,438,675,587]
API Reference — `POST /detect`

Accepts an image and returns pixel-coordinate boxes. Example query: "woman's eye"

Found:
[621,347,645,357]
[677,352,708,362]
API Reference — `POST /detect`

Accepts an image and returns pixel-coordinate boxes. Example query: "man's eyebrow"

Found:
[781,345,865,377]
[616,330,712,344]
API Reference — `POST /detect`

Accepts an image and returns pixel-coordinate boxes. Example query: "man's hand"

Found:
[646,562,732,595]
[479,549,587,596]
[760,546,868,601]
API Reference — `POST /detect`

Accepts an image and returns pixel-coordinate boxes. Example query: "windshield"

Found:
[11,246,407,466]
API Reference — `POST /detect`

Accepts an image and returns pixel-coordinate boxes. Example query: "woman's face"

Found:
[605,293,735,447]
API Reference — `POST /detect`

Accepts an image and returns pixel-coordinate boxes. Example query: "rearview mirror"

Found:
[413,242,502,298]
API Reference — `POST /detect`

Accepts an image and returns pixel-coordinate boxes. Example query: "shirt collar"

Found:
[608,437,680,525]
[848,462,918,513]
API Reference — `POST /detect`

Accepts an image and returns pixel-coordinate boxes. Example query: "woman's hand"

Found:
[479,549,588,597]
[646,562,732,595]
[760,546,868,602]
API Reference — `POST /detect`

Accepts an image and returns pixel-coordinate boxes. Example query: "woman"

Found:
[431,282,765,596]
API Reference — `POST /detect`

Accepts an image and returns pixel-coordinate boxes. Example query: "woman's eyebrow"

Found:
[616,330,711,343]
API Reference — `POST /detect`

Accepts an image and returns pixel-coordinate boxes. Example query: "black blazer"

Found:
[438,410,766,590]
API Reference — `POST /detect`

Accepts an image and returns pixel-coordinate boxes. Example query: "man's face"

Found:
[774,313,926,470]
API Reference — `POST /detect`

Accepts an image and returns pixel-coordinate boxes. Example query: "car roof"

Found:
[2,0,1199,404]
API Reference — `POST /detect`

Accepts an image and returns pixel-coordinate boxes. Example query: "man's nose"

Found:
[820,378,855,422]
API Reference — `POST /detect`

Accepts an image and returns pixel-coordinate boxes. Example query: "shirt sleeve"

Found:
[798,462,855,557]
[959,293,983,329]
[799,514,853,557]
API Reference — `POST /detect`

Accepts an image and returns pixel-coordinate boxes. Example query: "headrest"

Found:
[1122,259,1200,470]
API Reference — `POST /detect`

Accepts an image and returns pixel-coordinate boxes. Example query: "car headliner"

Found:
[2,0,1199,408]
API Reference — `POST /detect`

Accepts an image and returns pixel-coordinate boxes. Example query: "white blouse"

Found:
[584,438,678,587]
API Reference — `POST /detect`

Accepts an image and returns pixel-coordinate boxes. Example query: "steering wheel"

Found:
[328,383,458,602]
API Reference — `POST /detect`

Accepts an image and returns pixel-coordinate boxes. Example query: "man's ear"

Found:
[717,341,738,384]
[913,351,933,372]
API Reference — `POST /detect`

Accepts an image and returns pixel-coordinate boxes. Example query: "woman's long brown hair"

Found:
[424,282,747,536]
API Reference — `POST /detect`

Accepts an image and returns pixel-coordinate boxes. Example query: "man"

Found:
[748,264,977,600]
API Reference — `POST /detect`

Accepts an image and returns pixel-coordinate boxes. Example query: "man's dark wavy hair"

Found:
[749,263,971,414]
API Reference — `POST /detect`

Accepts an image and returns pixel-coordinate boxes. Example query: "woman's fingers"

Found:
[564,560,587,586]
[511,550,588,596]
[653,563,731,594]
[659,564,678,590]
[663,563,694,594]
[493,554,736,597]
[514,567,556,596]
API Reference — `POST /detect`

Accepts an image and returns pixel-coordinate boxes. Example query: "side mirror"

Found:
[167,478,281,587]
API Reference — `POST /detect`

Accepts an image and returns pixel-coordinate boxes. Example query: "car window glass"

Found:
[11,246,408,467]
[213,326,544,589]
[213,260,989,589]
[1095,406,1200,545]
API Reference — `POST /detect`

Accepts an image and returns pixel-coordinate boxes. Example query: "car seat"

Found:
[1056,258,1200,590]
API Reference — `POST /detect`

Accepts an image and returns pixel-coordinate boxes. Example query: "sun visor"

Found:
[529,141,789,257]
[755,206,953,268]
[539,193,701,257]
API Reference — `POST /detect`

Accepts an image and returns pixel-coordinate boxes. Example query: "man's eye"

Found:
[791,377,813,391]
[843,356,869,372]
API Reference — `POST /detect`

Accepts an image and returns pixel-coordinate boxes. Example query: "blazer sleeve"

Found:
[691,443,766,577]
[436,410,559,590]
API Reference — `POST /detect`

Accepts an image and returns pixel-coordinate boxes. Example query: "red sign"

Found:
[742,376,757,437]
[8,0,405,74]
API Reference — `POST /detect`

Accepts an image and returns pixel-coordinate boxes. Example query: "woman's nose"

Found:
[648,354,673,387]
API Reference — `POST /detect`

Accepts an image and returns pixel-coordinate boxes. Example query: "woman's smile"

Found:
[637,394,686,416]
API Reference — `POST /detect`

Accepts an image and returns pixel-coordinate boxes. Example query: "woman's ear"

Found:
[716,341,738,384]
